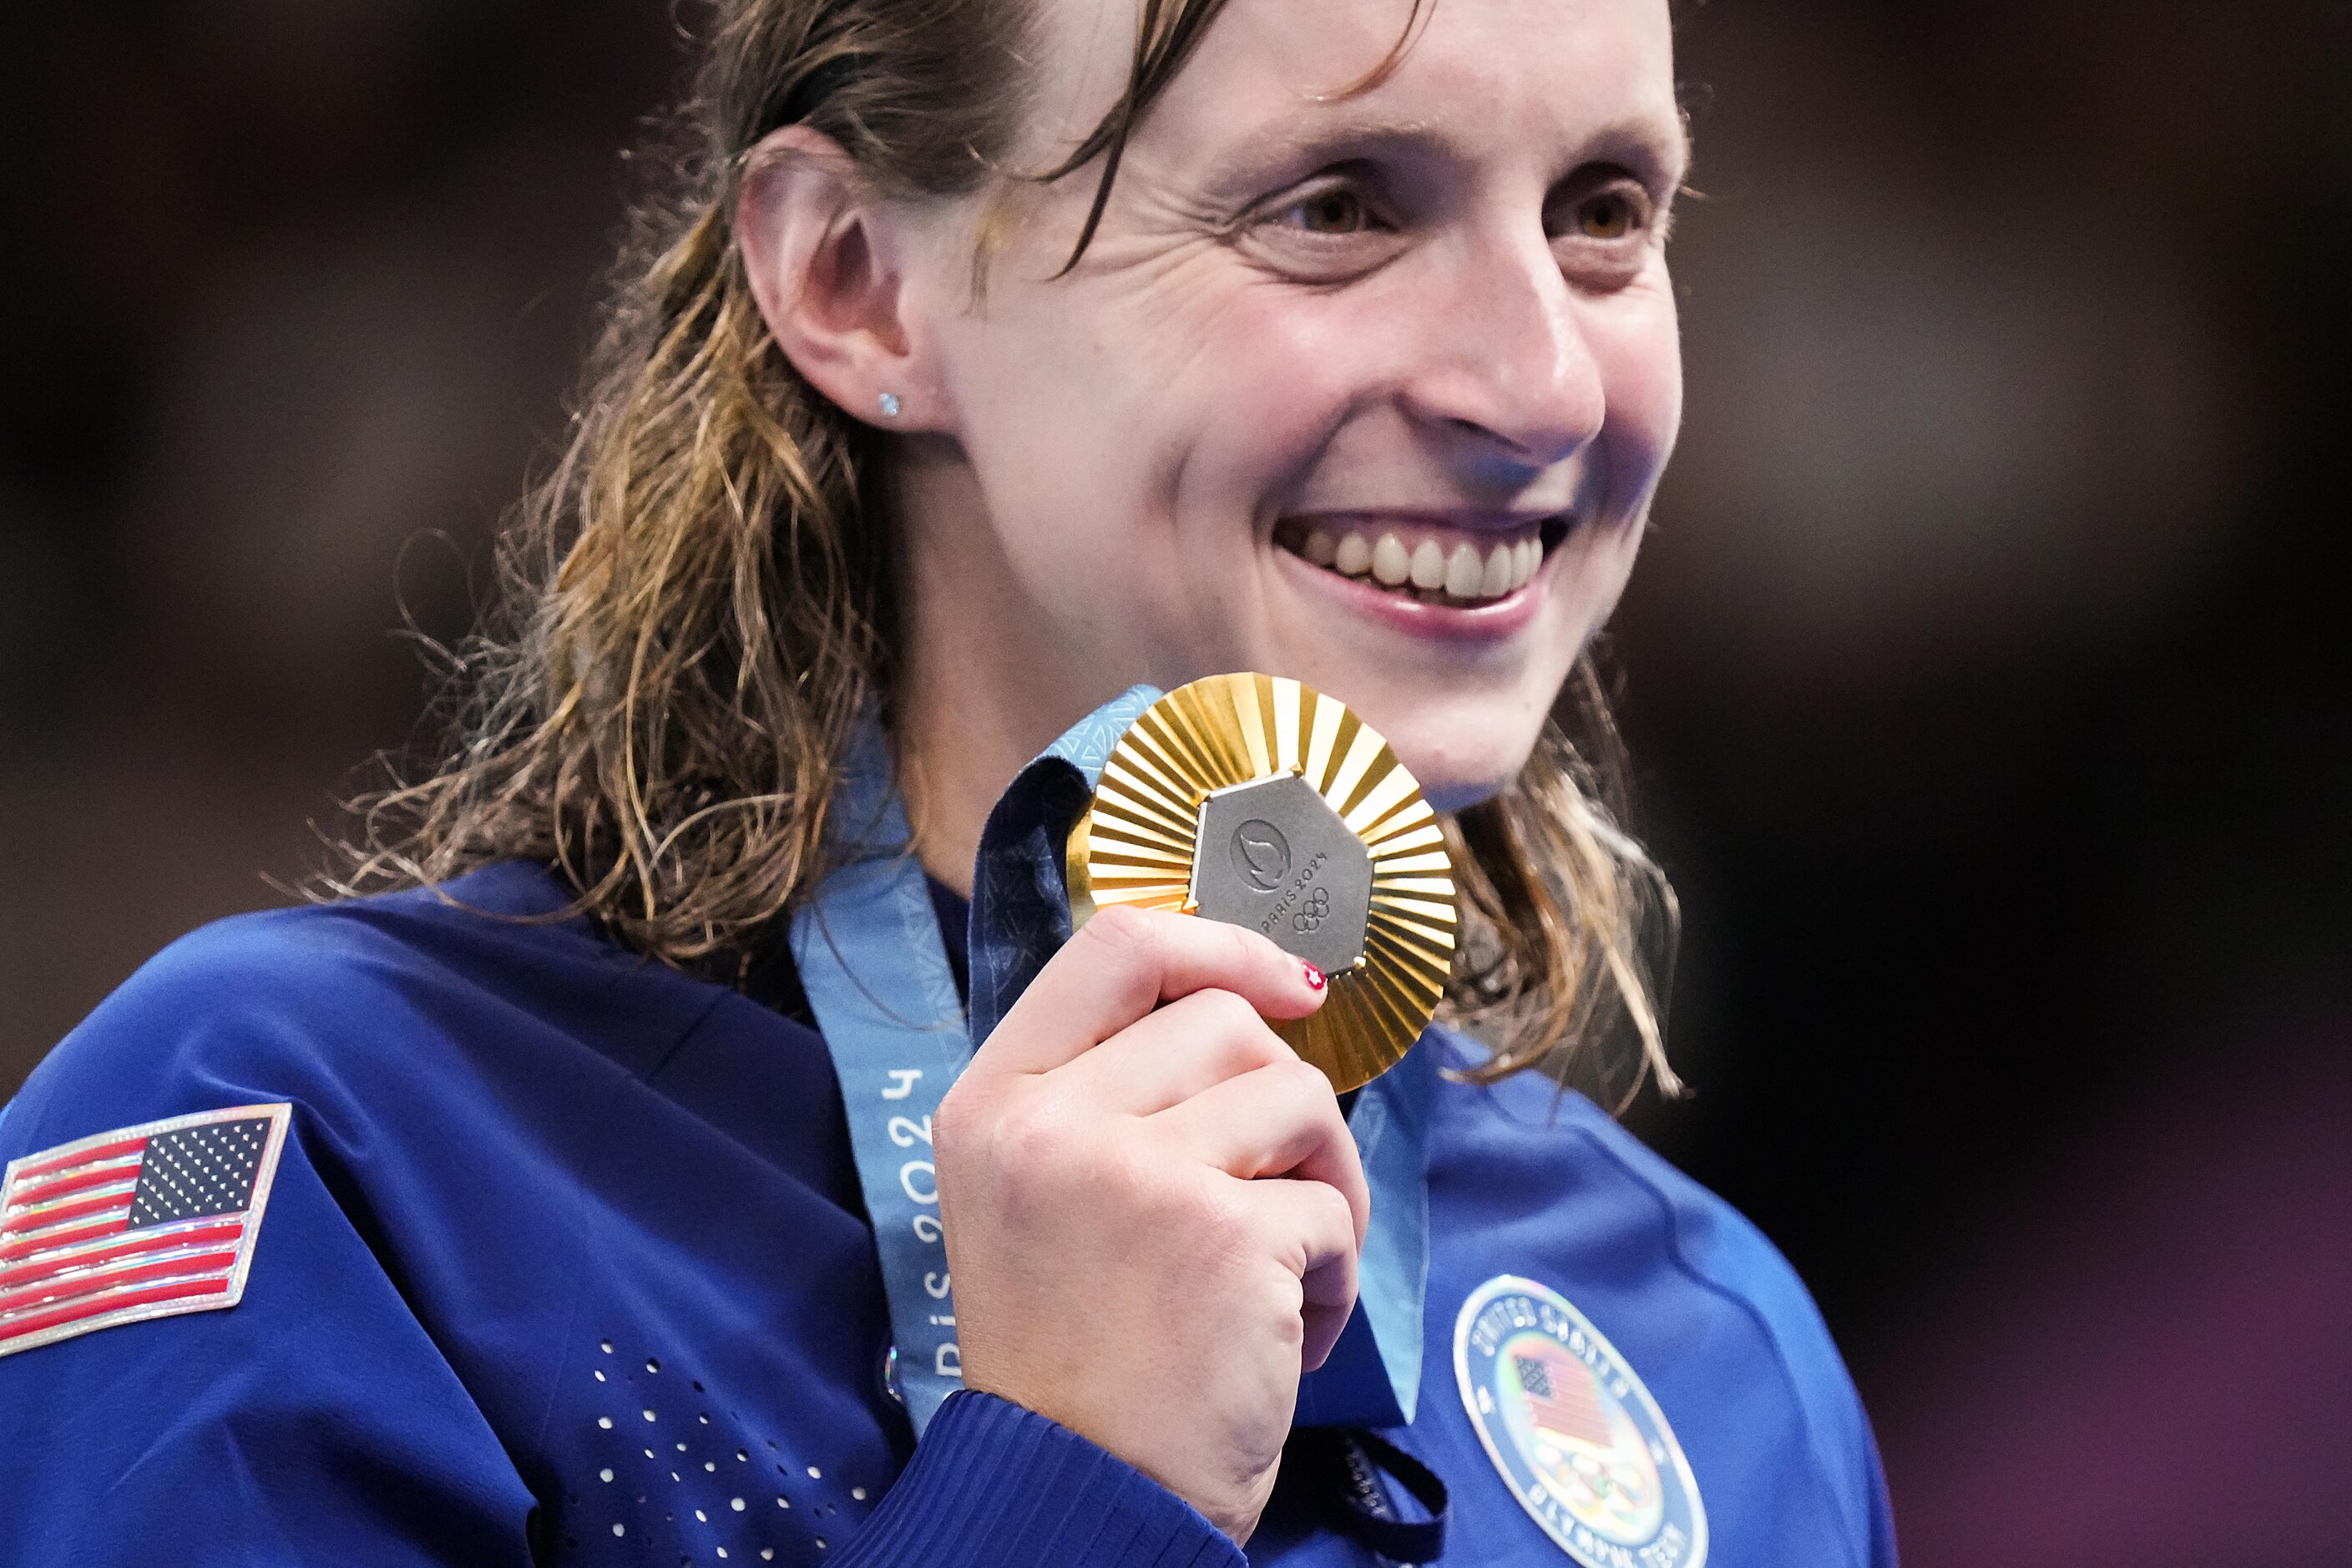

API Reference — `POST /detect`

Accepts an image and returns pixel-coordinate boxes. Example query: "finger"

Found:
[1055,987,1294,1115]
[1158,1060,1368,1244]
[978,905,1328,1077]
[1239,1176,1362,1371]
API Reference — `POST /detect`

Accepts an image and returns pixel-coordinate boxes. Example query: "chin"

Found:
[1364,700,1542,814]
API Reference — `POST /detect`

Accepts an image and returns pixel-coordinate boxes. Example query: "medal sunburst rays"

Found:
[1065,673,1459,1090]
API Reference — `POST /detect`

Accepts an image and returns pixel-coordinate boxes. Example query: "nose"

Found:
[1399,231,1606,476]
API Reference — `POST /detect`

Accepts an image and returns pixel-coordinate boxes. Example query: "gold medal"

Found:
[1065,673,1459,1090]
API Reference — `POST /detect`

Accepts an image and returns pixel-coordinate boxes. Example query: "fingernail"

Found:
[1301,960,1326,992]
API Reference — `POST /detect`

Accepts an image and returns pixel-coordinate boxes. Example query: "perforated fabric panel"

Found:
[555,1338,876,1564]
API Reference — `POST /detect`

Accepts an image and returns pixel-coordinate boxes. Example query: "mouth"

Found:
[1274,514,1571,609]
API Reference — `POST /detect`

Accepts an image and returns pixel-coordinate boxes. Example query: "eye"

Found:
[1576,190,1636,240]
[1548,175,1662,289]
[1275,184,1375,236]
[1237,174,1405,282]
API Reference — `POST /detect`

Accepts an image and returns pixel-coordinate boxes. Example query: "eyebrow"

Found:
[1202,104,1692,197]
[1576,112,1695,187]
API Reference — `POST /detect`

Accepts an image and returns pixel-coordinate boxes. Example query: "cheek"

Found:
[1161,281,1383,513]
[1586,282,1684,514]
[973,265,1363,536]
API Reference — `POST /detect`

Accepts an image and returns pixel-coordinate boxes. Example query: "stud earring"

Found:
[877,392,901,417]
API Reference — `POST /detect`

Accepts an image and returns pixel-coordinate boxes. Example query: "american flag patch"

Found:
[0,1104,291,1358]
[1515,1343,1613,1448]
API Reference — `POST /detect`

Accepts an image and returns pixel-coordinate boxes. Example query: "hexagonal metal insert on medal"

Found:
[1190,773,1373,976]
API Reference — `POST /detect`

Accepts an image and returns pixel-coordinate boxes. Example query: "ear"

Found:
[737,126,929,430]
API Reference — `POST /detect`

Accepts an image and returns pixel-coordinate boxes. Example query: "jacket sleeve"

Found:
[833,1391,1243,1568]
[0,984,539,1565]
[1865,1430,1901,1567]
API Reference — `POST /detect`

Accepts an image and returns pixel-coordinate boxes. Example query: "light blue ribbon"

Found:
[789,717,971,1432]
[792,686,1429,1436]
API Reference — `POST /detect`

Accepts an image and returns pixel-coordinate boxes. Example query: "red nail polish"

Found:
[1301,960,1326,991]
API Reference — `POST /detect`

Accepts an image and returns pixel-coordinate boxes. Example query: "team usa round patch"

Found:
[1454,1274,1707,1567]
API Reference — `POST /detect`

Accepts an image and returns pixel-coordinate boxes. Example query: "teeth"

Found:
[1481,543,1514,597]
[1445,542,1484,598]
[1295,522,1550,602]
[1409,539,1447,590]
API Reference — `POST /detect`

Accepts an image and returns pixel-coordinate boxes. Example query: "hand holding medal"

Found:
[938,902,1366,1542]
[936,673,1458,1542]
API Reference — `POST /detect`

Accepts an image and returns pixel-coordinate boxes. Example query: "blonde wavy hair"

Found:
[334,0,1683,1105]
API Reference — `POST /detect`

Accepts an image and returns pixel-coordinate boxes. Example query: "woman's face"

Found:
[900,0,1685,807]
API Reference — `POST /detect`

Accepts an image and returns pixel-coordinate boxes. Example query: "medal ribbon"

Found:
[794,687,1429,1437]
[788,716,970,1432]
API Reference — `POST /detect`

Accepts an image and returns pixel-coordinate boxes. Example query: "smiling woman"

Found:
[0,1,1894,1565]
[336,0,1687,1103]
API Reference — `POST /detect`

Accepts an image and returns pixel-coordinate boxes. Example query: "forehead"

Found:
[1024,0,1683,179]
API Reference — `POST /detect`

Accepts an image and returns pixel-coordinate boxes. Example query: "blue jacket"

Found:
[0,864,1894,1566]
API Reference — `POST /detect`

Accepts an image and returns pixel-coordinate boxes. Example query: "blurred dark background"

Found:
[5,3,2347,1564]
